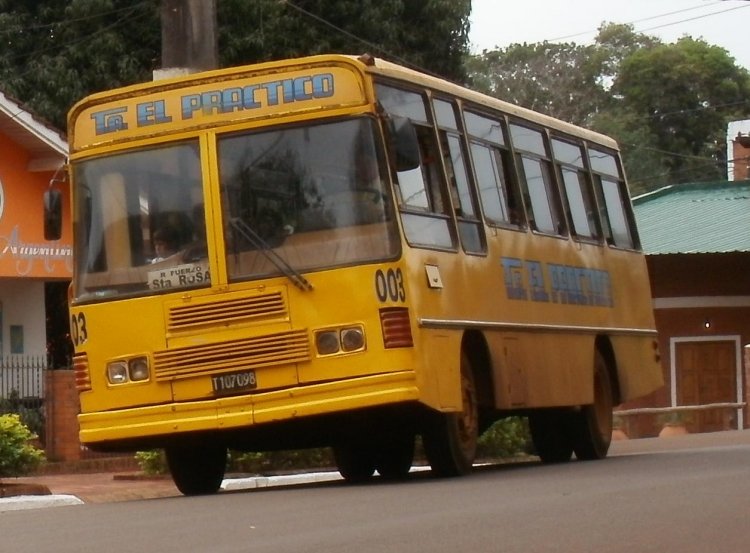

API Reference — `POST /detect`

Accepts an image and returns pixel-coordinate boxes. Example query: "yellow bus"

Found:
[45,54,662,495]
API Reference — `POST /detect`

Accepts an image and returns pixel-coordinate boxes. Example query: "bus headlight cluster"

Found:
[107,356,150,384]
[314,326,366,356]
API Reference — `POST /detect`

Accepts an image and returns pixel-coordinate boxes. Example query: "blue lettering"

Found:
[243,85,261,109]
[527,260,549,302]
[221,88,244,113]
[261,81,281,106]
[181,94,202,119]
[501,257,527,300]
[136,100,172,127]
[313,74,334,97]
[91,108,128,135]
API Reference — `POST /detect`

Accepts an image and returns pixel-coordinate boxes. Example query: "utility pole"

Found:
[154,0,218,80]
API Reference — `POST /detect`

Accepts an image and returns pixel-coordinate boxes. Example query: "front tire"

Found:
[375,432,415,480]
[165,444,226,496]
[422,352,479,477]
[333,443,376,483]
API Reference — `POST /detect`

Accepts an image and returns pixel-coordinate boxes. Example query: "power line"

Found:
[548,2,726,42]
[0,1,154,36]
[279,1,433,76]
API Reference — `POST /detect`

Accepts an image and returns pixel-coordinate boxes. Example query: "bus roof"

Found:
[363,55,618,150]
[68,54,618,152]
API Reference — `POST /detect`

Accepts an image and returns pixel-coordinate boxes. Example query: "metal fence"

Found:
[0,355,48,401]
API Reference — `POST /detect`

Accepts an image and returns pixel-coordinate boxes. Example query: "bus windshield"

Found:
[72,117,400,303]
[219,116,399,283]
[73,141,208,303]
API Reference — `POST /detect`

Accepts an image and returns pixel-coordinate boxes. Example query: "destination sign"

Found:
[72,64,367,148]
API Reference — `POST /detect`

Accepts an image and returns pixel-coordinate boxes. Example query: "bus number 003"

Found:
[375,268,406,303]
[70,313,88,346]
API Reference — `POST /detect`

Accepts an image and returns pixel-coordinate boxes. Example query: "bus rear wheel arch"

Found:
[529,346,616,463]
[570,348,614,460]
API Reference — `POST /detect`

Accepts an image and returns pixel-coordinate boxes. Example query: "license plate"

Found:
[211,370,257,395]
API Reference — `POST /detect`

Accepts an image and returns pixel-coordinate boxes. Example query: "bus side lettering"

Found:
[501,257,613,307]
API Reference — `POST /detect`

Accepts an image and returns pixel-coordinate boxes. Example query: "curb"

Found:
[0,467,434,511]
[0,494,84,512]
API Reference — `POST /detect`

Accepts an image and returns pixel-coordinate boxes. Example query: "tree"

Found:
[466,41,607,127]
[612,37,750,186]
[465,24,750,192]
[0,0,471,130]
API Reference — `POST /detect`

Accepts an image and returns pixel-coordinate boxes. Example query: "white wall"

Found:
[727,120,750,180]
[0,277,47,357]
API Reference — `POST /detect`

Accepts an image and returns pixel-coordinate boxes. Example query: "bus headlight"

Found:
[129,357,150,381]
[315,330,340,355]
[341,327,365,351]
[107,361,129,384]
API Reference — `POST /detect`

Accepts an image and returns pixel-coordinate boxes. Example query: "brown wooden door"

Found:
[675,340,737,432]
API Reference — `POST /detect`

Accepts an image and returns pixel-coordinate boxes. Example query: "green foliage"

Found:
[229,448,334,474]
[467,22,750,193]
[0,414,45,478]
[134,449,167,476]
[0,390,45,444]
[0,0,471,130]
[477,417,530,459]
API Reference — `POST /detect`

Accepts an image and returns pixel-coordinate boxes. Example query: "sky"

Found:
[469,0,750,70]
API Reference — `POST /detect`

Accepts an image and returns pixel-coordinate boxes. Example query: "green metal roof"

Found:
[632,180,750,254]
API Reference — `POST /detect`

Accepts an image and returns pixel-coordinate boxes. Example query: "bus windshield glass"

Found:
[72,141,209,303]
[219,117,400,283]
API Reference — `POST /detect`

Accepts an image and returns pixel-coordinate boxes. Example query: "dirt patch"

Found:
[0,482,52,498]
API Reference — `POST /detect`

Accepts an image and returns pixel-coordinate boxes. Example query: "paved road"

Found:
[2,430,749,553]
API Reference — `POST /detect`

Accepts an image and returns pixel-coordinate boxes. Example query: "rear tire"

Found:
[422,352,479,477]
[165,444,226,496]
[570,350,614,460]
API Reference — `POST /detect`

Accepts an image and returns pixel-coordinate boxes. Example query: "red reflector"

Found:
[380,307,413,348]
[73,353,91,392]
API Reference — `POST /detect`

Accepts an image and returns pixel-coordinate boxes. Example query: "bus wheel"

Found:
[333,443,376,483]
[422,352,479,477]
[528,410,574,463]
[570,350,614,460]
[165,444,226,496]
[375,432,415,480]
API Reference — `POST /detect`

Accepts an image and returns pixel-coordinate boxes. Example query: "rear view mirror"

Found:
[388,116,421,172]
[44,189,63,240]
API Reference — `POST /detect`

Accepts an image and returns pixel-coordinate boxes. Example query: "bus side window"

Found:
[376,81,456,249]
[588,148,639,249]
[434,98,485,254]
[464,110,523,228]
[510,123,567,236]
[551,137,601,241]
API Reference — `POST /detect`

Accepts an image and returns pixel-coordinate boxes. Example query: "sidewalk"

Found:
[0,469,347,512]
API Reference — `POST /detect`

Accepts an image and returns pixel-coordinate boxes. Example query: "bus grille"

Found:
[153,329,310,381]
[167,292,287,333]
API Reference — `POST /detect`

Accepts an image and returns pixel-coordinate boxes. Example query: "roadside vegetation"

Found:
[135,417,531,476]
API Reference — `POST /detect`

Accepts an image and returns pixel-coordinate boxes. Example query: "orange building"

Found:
[0,90,71,382]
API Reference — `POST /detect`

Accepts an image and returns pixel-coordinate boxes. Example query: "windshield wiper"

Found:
[228,217,313,292]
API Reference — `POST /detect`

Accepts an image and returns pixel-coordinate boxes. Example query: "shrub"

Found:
[135,450,167,475]
[229,448,334,474]
[0,413,45,478]
[477,417,531,459]
[0,390,45,445]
